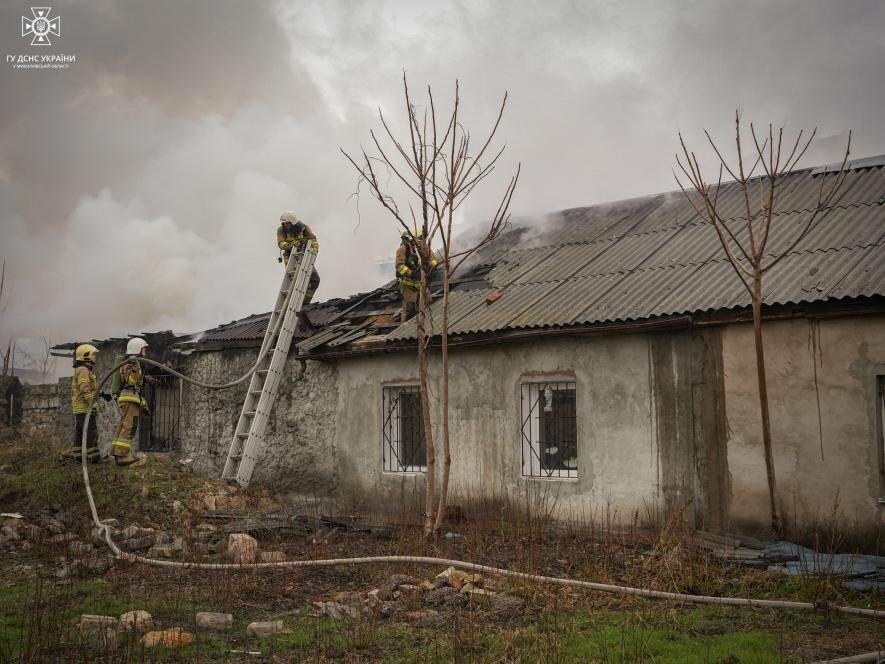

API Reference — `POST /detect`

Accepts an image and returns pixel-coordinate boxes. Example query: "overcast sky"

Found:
[1,0,883,368]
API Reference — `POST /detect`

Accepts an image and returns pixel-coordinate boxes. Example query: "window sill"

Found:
[521,474,579,482]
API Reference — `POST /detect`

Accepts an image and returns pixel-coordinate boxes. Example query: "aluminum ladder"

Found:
[221,246,316,486]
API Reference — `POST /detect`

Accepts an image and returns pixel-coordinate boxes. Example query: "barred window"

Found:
[521,381,577,478]
[382,385,426,472]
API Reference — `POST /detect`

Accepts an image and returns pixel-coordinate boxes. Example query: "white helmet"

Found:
[280,211,300,225]
[126,337,148,356]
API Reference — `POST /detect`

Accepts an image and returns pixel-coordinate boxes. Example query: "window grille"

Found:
[521,381,577,478]
[382,385,426,472]
[138,374,182,452]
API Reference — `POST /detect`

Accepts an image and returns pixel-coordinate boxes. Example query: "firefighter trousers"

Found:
[67,413,101,463]
[111,401,140,461]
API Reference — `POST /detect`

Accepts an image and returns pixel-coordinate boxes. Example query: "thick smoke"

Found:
[1,0,883,367]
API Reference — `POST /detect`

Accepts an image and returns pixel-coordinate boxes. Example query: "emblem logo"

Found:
[21,7,60,46]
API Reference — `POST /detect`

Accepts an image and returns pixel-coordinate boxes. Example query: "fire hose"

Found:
[76,269,883,619]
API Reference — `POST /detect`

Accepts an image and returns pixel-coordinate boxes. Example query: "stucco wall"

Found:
[723,314,885,530]
[333,335,660,522]
[146,311,885,531]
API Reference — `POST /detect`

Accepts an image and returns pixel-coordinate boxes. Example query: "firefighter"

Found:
[110,337,153,466]
[64,344,107,463]
[395,229,438,322]
[277,212,321,304]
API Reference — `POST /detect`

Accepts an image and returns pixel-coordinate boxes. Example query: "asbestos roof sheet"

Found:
[198,157,885,351]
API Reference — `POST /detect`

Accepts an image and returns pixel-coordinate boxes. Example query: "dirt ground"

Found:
[0,431,882,662]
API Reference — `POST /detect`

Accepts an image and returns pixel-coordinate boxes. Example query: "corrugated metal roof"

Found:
[386,160,885,341]
[196,157,885,353]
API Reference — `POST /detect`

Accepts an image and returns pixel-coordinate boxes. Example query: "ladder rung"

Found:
[244,411,255,417]
[236,432,248,438]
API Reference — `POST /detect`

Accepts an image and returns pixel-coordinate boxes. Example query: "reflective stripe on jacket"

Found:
[71,365,99,414]
[117,360,146,407]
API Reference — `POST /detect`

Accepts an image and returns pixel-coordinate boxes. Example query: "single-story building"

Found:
[56,155,885,533]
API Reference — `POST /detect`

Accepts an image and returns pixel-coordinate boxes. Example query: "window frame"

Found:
[520,380,578,479]
[381,384,427,474]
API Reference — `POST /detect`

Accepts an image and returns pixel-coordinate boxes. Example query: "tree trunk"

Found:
[433,260,452,534]
[417,270,436,537]
[752,272,780,533]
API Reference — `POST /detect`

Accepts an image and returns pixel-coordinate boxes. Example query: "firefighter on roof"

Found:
[395,228,438,322]
[277,212,321,304]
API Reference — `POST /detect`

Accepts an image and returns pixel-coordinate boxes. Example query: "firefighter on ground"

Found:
[395,228,438,322]
[277,212,320,304]
[65,344,109,463]
[110,337,155,466]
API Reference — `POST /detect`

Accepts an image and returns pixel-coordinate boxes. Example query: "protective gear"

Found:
[280,211,300,225]
[112,357,147,464]
[67,361,102,463]
[400,284,419,322]
[277,216,321,303]
[126,337,148,357]
[74,344,99,364]
[395,240,422,291]
[71,365,100,415]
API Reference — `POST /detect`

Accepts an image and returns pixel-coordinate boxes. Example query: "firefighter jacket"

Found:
[71,365,99,414]
[395,241,439,290]
[277,222,319,254]
[117,359,147,407]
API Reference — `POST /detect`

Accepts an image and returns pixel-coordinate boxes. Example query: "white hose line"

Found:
[811,652,885,664]
[75,292,884,621]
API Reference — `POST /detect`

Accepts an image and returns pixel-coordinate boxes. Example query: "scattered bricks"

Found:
[401,610,442,627]
[120,526,154,540]
[68,541,93,555]
[78,615,118,651]
[141,628,194,648]
[460,585,496,606]
[42,517,65,534]
[228,533,258,564]
[71,554,114,576]
[488,594,525,615]
[423,587,468,609]
[146,545,177,559]
[117,536,154,552]
[312,602,365,620]
[100,518,120,529]
[48,533,77,545]
[196,612,233,631]
[1,525,20,541]
[380,574,423,600]
[247,620,288,637]
[447,570,482,590]
[259,551,285,563]
[119,610,153,633]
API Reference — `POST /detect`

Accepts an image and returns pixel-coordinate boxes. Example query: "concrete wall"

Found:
[723,315,885,530]
[176,346,339,493]
[20,383,60,441]
[333,335,662,522]
[118,311,885,531]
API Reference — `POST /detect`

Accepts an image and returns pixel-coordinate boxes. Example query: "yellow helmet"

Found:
[75,344,99,363]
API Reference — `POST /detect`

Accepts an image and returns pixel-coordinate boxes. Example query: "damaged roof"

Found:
[194,157,885,355]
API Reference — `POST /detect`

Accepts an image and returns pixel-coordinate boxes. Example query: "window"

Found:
[382,385,426,472]
[521,381,577,478]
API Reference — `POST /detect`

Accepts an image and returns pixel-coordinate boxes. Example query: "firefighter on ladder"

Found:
[63,343,109,463]
[110,337,155,466]
[395,228,438,322]
[276,212,320,304]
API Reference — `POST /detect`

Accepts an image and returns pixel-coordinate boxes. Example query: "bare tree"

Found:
[675,111,851,532]
[343,75,519,536]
